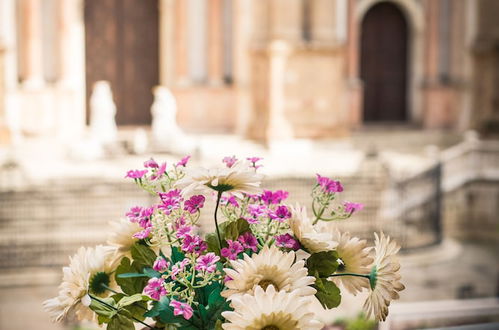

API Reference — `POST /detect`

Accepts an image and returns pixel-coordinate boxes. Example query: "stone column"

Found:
[265,40,293,144]
[56,0,76,88]
[20,0,44,89]
[207,0,223,85]
[175,0,189,85]
[269,0,302,42]
[346,0,362,126]
[159,0,175,86]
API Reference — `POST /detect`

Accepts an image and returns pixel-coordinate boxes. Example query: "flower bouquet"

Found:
[44,156,404,329]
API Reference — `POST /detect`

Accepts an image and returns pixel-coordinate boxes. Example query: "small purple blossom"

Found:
[223,156,238,168]
[176,155,191,167]
[184,195,206,214]
[242,216,259,224]
[247,157,263,169]
[176,225,192,239]
[260,190,289,205]
[316,174,344,193]
[159,189,183,214]
[171,258,190,280]
[153,257,169,272]
[221,240,244,260]
[126,206,142,222]
[269,205,291,222]
[125,169,148,179]
[275,233,300,250]
[144,158,159,168]
[151,162,167,180]
[344,201,364,214]
[195,253,220,273]
[181,235,208,255]
[247,204,267,218]
[238,232,258,252]
[170,300,193,320]
[133,227,151,239]
[143,277,167,300]
[221,195,239,207]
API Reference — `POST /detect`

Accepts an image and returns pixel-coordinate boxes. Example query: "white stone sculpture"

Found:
[151,86,196,153]
[89,81,117,144]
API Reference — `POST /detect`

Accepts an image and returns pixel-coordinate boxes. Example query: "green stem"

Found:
[329,273,370,280]
[214,191,224,250]
[101,283,120,295]
[89,294,156,330]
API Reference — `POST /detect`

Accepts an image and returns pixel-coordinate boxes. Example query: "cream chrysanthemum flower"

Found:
[222,245,316,300]
[321,226,372,295]
[175,161,263,197]
[43,245,117,322]
[363,232,405,321]
[289,204,337,253]
[222,285,323,330]
[107,218,141,259]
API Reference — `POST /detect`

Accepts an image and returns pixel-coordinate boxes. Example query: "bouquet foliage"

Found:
[44,156,404,329]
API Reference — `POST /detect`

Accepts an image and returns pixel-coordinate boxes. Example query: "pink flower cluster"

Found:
[126,206,154,239]
[275,233,300,250]
[221,232,258,260]
[170,300,193,320]
[143,277,167,301]
[316,174,344,194]
[344,201,364,214]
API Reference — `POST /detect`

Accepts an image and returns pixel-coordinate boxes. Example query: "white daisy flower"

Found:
[222,285,323,330]
[175,161,263,198]
[363,232,405,321]
[43,245,117,322]
[222,245,316,300]
[321,226,373,295]
[107,218,142,260]
[289,204,337,253]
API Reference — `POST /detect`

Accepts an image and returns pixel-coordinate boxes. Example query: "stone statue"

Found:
[89,81,117,144]
[151,86,195,153]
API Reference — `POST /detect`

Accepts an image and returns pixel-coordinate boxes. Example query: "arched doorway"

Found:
[84,0,159,126]
[360,2,408,122]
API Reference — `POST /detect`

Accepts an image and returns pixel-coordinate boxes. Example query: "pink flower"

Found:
[176,155,191,167]
[181,235,208,255]
[248,204,267,218]
[184,195,205,214]
[195,252,220,273]
[144,158,159,168]
[126,206,143,222]
[221,240,244,260]
[246,157,263,169]
[172,216,187,230]
[242,216,259,225]
[316,174,344,193]
[170,300,193,320]
[171,258,190,280]
[133,227,151,239]
[125,169,148,179]
[238,232,258,252]
[269,205,291,222]
[143,277,167,300]
[176,225,192,239]
[260,190,289,205]
[221,195,239,207]
[223,155,238,168]
[344,201,364,214]
[159,189,183,214]
[153,257,170,272]
[275,233,300,250]
[151,162,167,180]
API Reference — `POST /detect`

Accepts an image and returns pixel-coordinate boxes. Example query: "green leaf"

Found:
[171,246,185,264]
[222,218,250,241]
[117,293,150,308]
[131,243,157,267]
[107,314,134,330]
[306,251,339,277]
[145,297,203,329]
[214,319,224,330]
[314,276,341,309]
[117,272,149,278]
[143,267,161,278]
[121,301,148,322]
[89,297,117,324]
[206,233,222,256]
[205,285,231,327]
[115,257,148,295]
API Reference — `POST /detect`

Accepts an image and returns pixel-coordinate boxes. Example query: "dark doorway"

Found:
[84,0,159,125]
[360,2,408,122]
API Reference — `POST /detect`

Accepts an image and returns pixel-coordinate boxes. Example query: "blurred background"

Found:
[0,0,499,329]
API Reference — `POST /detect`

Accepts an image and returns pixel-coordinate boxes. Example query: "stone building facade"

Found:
[0,0,498,147]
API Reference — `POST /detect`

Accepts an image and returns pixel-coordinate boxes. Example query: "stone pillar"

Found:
[265,40,293,144]
[20,0,44,89]
[207,0,223,85]
[269,0,302,42]
[311,0,336,44]
[159,0,175,86]
[56,0,76,88]
[346,0,362,126]
[175,0,189,85]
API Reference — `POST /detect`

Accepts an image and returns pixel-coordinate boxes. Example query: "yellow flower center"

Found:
[258,279,277,290]
[250,312,299,330]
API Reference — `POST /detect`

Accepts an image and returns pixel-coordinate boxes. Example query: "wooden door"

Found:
[84,0,159,126]
[360,2,408,122]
